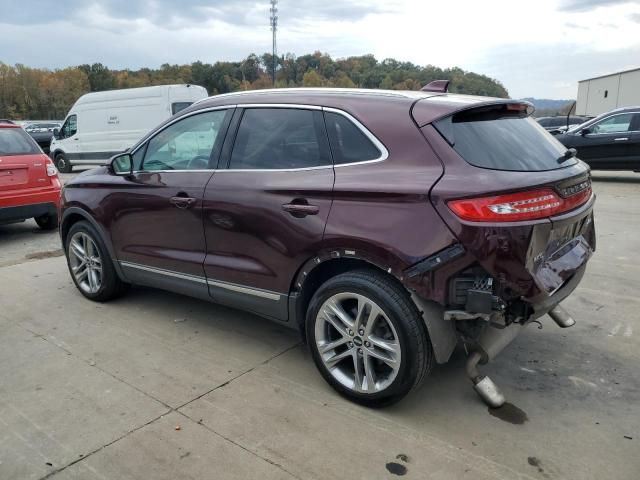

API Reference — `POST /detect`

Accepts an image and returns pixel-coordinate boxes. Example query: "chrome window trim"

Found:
[127,103,389,173]
[323,106,389,166]
[119,261,282,300]
[219,103,388,172]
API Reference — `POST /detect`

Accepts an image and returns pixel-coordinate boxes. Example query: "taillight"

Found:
[46,159,58,177]
[448,186,592,222]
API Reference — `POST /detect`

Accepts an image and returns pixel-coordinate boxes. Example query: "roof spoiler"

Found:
[421,80,450,93]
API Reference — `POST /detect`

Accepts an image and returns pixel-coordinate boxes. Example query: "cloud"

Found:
[0,0,389,28]
[557,0,635,12]
[630,12,640,21]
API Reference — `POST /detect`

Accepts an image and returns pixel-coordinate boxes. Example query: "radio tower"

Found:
[270,0,278,86]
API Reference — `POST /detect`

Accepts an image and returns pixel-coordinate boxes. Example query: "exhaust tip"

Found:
[473,376,505,408]
[549,305,576,328]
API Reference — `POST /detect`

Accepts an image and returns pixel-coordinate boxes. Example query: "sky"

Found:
[1,0,639,99]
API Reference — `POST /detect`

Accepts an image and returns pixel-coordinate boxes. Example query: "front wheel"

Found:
[64,221,128,302]
[54,153,72,173]
[306,270,434,407]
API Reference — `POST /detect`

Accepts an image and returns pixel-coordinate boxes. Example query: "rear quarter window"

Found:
[324,111,382,164]
[0,128,40,155]
[435,106,573,171]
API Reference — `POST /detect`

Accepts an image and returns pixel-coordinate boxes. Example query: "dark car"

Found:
[556,106,640,170]
[24,122,61,153]
[60,87,595,408]
[537,115,589,133]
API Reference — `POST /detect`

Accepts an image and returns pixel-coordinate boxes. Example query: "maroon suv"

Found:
[60,87,595,408]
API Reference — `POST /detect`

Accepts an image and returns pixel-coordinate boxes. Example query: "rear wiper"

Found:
[557,148,577,164]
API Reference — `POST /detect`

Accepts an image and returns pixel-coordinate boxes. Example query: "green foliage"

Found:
[0,53,508,119]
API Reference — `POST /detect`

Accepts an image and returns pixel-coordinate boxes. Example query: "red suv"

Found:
[0,122,61,229]
[60,87,595,407]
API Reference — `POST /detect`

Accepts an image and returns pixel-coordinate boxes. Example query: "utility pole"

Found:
[270,0,278,86]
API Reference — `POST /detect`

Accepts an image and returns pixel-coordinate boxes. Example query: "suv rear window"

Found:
[435,105,574,171]
[0,128,40,156]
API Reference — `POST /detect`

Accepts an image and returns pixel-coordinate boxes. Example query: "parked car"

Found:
[536,115,589,133]
[24,122,61,153]
[60,87,595,407]
[0,119,16,125]
[556,106,640,170]
[0,122,61,229]
[50,84,208,173]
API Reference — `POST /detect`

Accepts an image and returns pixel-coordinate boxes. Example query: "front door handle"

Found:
[614,137,629,141]
[282,202,320,217]
[170,196,197,209]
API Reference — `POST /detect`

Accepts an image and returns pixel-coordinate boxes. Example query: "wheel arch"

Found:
[288,248,457,364]
[61,207,127,281]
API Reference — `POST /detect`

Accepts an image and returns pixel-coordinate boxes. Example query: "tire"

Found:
[64,220,128,302]
[54,153,72,173]
[34,212,58,230]
[306,269,434,407]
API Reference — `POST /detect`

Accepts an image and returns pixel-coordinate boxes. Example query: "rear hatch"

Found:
[0,127,50,193]
[416,100,595,304]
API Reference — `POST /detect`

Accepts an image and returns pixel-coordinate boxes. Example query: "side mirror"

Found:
[580,127,591,136]
[52,128,60,139]
[111,153,133,175]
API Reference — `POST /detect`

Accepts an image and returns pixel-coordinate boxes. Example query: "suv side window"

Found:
[590,113,633,134]
[61,115,77,138]
[324,111,382,164]
[229,108,330,169]
[142,110,228,171]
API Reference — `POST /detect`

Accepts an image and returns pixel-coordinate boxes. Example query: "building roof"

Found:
[578,66,640,83]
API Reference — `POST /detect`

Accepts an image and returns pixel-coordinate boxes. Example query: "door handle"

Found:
[170,196,197,209]
[282,202,320,217]
[614,137,629,141]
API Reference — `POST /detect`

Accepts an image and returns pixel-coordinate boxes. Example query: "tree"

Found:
[302,70,324,87]
[0,54,509,120]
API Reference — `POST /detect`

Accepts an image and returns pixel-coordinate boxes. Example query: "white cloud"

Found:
[0,0,638,98]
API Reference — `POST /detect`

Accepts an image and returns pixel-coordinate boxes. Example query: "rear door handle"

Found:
[170,196,197,209]
[282,203,320,217]
[614,137,629,141]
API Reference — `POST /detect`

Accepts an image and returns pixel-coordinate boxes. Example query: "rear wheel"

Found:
[306,269,433,407]
[64,221,128,301]
[34,213,58,230]
[54,153,72,173]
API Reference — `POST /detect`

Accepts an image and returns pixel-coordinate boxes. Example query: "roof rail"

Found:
[421,80,450,93]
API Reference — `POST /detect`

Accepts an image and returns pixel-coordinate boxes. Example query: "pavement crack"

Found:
[175,341,302,411]
[39,409,171,480]
[177,410,304,480]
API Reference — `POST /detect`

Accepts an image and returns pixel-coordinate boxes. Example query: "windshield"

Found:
[0,128,40,155]
[435,105,575,171]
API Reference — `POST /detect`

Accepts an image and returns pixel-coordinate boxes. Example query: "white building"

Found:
[576,67,640,117]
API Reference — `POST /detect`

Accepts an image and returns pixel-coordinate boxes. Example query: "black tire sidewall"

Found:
[55,153,72,173]
[34,213,58,230]
[306,272,427,406]
[65,221,119,301]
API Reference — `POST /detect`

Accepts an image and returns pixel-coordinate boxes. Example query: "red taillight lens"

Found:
[448,187,592,222]
[46,159,58,177]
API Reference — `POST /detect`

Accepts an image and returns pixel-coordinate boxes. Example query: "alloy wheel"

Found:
[68,232,103,294]
[315,292,401,394]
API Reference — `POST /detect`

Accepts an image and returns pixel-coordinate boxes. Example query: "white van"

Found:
[50,84,208,172]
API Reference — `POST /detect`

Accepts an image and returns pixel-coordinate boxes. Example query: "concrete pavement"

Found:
[0,171,638,479]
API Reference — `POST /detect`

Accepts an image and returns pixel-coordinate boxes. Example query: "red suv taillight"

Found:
[448,186,592,222]
[46,159,58,177]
